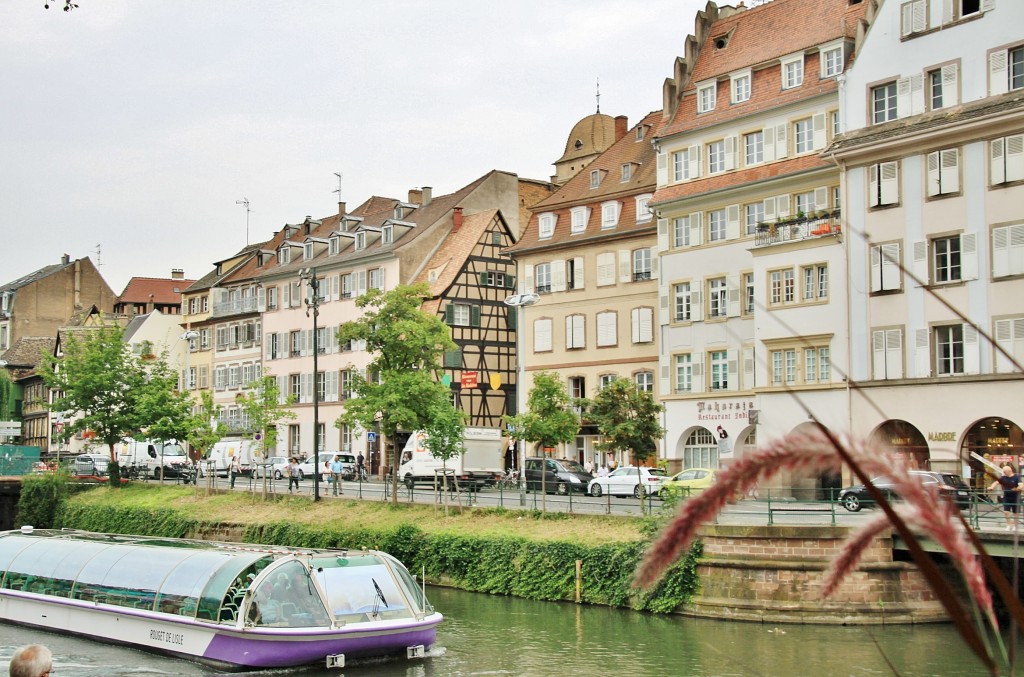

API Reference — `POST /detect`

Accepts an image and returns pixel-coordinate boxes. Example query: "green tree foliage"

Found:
[585,377,665,465]
[0,369,14,420]
[335,284,459,503]
[39,324,184,486]
[504,371,579,455]
[237,375,295,457]
[185,390,228,463]
[136,350,194,446]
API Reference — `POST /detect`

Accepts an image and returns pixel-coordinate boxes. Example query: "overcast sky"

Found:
[2,1,705,293]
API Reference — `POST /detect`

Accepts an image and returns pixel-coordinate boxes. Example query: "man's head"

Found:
[9,644,53,677]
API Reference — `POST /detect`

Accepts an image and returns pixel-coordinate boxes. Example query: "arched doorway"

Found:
[962,417,1024,492]
[870,420,930,469]
[678,427,719,469]
[792,422,842,500]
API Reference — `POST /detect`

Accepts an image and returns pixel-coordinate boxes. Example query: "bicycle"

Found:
[498,469,519,490]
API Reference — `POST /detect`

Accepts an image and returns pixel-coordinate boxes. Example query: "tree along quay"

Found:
[18,479,952,624]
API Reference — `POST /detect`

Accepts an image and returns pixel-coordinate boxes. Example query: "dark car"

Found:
[838,470,970,512]
[524,457,593,495]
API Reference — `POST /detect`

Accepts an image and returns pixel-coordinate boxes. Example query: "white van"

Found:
[397,427,504,491]
[116,439,189,480]
[204,438,259,478]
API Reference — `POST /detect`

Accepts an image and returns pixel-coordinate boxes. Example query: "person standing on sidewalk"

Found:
[330,454,344,496]
[287,458,300,493]
[230,453,242,489]
[989,463,1022,530]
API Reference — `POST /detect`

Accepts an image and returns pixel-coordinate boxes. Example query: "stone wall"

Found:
[683,524,949,625]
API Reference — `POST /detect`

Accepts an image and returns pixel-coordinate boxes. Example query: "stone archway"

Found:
[674,426,720,470]
[870,420,930,470]
[962,416,1024,492]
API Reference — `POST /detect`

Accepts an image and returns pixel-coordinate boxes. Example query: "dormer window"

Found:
[730,69,751,103]
[820,41,844,78]
[781,53,804,89]
[329,235,340,255]
[303,242,314,260]
[636,125,647,141]
[382,225,393,244]
[621,163,632,182]
[570,206,590,234]
[635,195,653,223]
[697,80,716,113]
[394,205,404,219]
[574,139,583,150]
[355,232,366,251]
[590,169,601,188]
[538,213,556,239]
[601,201,620,229]
[278,247,291,265]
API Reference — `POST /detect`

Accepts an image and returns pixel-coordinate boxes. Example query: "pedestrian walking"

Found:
[287,458,300,493]
[230,453,242,489]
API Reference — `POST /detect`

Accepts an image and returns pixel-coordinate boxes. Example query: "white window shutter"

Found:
[523,263,534,293]
[882,242,901,291]
[942,148,960,194]
[618,250,631,283]
[912,240,930,285]
[551,259,566,292]
[690,212,704,246]
[631,308,641,344]
[872,330,887,380]
[763,126,776,162]
[981,0,995,10]
[651,255,659,281]
[993,224,1024,278]
[657,218,669,252]
[356,271,367,296]
[1007,134,1024,182]
[963,324,980,375]
[909,73,924,116]
[812,113,827,150]
[656,152,668,186]
[639,307,653,343]
[814,186,828,210]
[742,347,755,390]
[870,245,883,293]
[927,151,940,197]
[763,196,776,221]
[534,318,552,352]
[256,286,266,312]
[774,123,788,159]
[941,0,954,24]
[283,283,291,308]
[915,328,931,377]
[659,293,669,326]
[990,138,1005,185]
[301,373,311,404]
[960,233,978,280]
[572,257,585,289]
[691,353,705,393]
[942,64,959,106]
[776,194,791,219]
[688,145,702,178]
[880,161,899,205]
[994,318,1024,373]
[326,371,338,402]
[868,164,880,206]
[660,363,670,395]
[727,349,739,391]
[331,275,340,301]
[724,135,737,171]
[990,50,1009,96]
[887,329,904,379]
[896,77,911,119]
[691,290,703,324]
[726,275,741,318]
[726,204,740,240]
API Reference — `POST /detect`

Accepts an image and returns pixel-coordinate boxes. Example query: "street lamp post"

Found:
[302,267,322,502]
[180,330,199,472]
[503,292,540,506]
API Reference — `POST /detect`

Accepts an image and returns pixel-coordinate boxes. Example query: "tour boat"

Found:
[0,527,442,670]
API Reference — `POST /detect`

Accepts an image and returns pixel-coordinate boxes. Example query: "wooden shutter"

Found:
[470,305,481,328]
[726,275,741,318]
[618,250,631,283]
[896,76,912,119]
[742,347,755,390]
[812,113,827,150]
[963,324,980,375]
[763,126,776,163]
[572,257,585,289]
[992,224,1024,278]
[912,240,929,285]
[960,233,978,281]
[687,145,702,178]
[942,63,959,106]
[774,123,788,159]
[727,349,739,391]
[533,318,552,352]
[990,49,1009,96]
[551,259,566,292]
[689,212,704,246]
[879,161,899,205]
[915,328,931,377]
[995,318,1024,374]
[656,152,668,185]
[724,136,737,171]
[872,330,887,380]
[726,204,740,240]
[657,218,669,252]
[523,263,534,293]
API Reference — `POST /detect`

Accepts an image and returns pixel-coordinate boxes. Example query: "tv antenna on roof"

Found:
[93,243,103,267]
[333,172,343,200]
[596,77,600,113]
[235,198,252,245]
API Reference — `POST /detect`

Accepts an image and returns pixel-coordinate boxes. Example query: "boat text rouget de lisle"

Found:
[0,527,443,670]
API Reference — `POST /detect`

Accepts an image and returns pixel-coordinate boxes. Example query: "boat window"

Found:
[311,555,411,623]
[379,552,433,615]
[196,552,267,623]
[247,560,330,628]
[156,551,236,617]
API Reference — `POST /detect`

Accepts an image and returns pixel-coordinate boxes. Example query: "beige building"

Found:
[507,111,661,467]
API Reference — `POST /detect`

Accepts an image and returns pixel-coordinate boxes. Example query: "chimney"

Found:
[305,216,312,235]
[421,186,432,207]
[452,207,464,231]
[338,201,346,216]
[171,269,184,280]
[614,115,628,141]
[61,253,70,265]
[408,188,423,205]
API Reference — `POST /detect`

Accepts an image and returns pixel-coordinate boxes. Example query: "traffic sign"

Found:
[367,432,377,443]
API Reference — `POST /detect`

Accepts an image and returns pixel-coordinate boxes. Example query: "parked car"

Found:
[265,457,316,480]
[324,452,358,480]
[662,468,718,497]
[251,456,288,480]
[73,453,110,477]
[838,470,971,512]
[524,457,593,495]
[588,466,669,498]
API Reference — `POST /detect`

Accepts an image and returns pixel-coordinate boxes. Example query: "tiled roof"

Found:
[0,261,71,293]
[652,154,831,206]
[116,277,196,305]
[184,242,269,293]
[508,111,663,254]
[556,113,619,164]
[241,171,505,283]
[1,336,54,368]
[413,210,501,296]
[659,0,865,138]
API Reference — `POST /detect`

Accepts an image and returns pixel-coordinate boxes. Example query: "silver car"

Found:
[73,453,110,477]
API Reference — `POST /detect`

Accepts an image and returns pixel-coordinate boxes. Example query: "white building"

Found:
[827,0,1024,484]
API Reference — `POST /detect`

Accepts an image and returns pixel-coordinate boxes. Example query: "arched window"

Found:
[684,428,719,469]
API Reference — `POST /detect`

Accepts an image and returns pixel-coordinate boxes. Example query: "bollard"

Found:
[575,559,582,603]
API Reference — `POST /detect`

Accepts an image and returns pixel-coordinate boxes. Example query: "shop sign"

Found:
[695,400,756,422]
[461,371,478,388]
[927,431,957,442]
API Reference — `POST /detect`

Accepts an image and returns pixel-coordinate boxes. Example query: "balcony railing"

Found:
[753,210,842,247]
[212,297,259,318]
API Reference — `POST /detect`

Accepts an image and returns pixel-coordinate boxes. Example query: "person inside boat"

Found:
[9,644,52,677]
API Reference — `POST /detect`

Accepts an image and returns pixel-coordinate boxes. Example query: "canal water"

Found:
[0,586,995,676]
